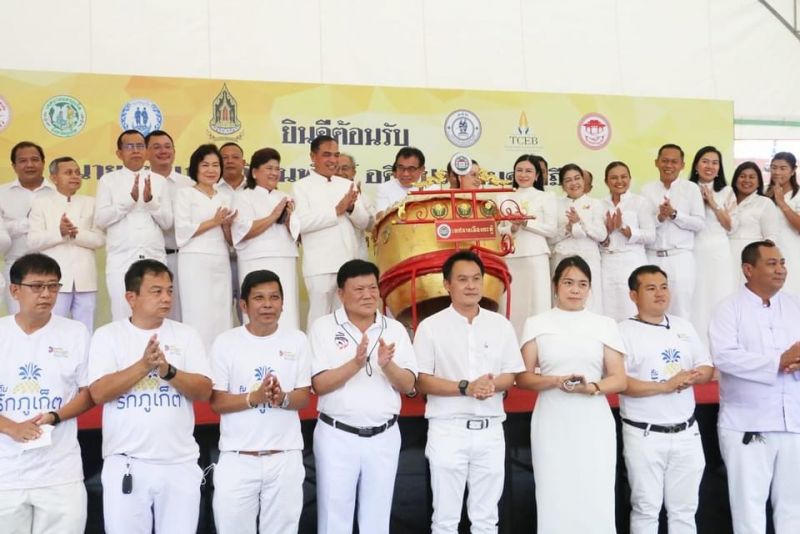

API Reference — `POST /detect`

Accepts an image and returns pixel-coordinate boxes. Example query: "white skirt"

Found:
[500,254,552,338]
[178,252,233,350]
[601,249,647,321]
[237,256,300,332]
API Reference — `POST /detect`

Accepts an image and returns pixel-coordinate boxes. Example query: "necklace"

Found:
[631,315,670,330]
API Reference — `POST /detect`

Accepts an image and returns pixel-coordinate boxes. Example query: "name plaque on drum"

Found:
[434,220,497,242]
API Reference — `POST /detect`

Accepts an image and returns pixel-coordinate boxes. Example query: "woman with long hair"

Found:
[766,152,800,293]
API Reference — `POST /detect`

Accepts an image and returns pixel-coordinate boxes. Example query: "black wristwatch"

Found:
[160,364,177,381]
[458,380,469,396]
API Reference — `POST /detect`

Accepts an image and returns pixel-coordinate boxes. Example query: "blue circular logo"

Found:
[120,99,163,135]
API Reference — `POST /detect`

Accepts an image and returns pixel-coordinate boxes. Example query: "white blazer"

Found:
[28,193,105,292]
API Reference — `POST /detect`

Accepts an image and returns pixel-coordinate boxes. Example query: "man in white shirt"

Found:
[294,135,372,327]
[209,269,312,533]
[0,253,94,534]
[145,130,193,321]
[27,156,105,331]
[0,219,10,295]
[88,259,212,534]
[414,250,525,534]
[337,153,357,181]
[619,265,713,534]
[641,144,705,320]
[94,130,173,321]
[218,142,248,323]
[310,259,417,534]
[337,152,371,260]
[709,240,800,534]
[374,147,426,218]
[0,141,57,313]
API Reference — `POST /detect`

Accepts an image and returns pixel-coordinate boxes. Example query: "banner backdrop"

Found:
[0,68,734,322]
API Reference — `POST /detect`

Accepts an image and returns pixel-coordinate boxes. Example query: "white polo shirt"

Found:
[0,314,89,490]
[618,315,712,425]
[414,305,525,421]
[211,326,311,452]
[88,318,211,463]
[310,307,417,427]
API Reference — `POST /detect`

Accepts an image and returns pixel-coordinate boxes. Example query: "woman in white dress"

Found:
[175,144,235,349]
[729,162,779,285]
[517,255,626,534]
[600,161,655,320]
[765,152,800,294]
[232,148,300,330]
[499,154,557,337]
[687,146,737,343]
[549,164,607,313]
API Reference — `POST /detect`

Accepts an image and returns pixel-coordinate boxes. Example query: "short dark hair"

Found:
[116,129,145,150]
[553,255,592,285]
[512,154,545,191]
[124,259,173,293]
[188,144,222,183]
[393,147,425,171]
[688,146,727,192]
[558,163,584,185]
[443,251,484,281]
[11,141,45,164]
[10,253,61,284]
[311,135,336,153]
[219,142,243,155]
[337,259,380,289]
[628,265,668,291]
[657,144,685,160]
[49,156,78,175]
[604,161,631,180]
[241,270,284,300]
[145,130,174,146]
[731,161,764,198]
[246,148,282,189]
[741,239,776,267]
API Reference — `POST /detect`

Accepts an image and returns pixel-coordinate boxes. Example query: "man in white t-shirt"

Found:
[618,265,713,534]
[209,269,312,533]
[310,259,417,534]
[0,253,94,533]
[414,250,525,534]
[88,259,212,534]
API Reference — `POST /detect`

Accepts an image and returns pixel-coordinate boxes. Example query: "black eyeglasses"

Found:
[15,282,63,294]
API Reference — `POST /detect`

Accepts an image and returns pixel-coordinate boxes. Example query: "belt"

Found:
[319,413,398,438]
[165,248,179,255]
[622,415,696,434]
[234,450,284,456]
[652,249,687,257]
[465,418,491,430]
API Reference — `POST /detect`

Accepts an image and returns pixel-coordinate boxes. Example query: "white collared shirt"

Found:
[0,178,58,261]
[641,178,705,252]
[231,186,299,260]
[374,178,413,214]
[309,307,417,427]
[601,192,656,254]
[730,193,779,243]
[174,187,231,256]
[550,194,607,255]
[414,305,524,420]
[500,186,558,257]
[215,177,246,205]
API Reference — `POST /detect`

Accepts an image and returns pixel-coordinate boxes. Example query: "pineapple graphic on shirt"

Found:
[12,363,42,394]
[661,348,682,377]
[252,366,273,392]
[133,368,160,391]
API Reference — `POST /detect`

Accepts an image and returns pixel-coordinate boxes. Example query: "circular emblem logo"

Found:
[577,113,611,150]
[480,201,497,217]
[456,202,473,218]
[450,153,473,175]
[120,99,163,135]
[41,95,86,137]
[444,109,482,148]
[436,223,452,239]
[431,203,448,219]
[0,96,11,133]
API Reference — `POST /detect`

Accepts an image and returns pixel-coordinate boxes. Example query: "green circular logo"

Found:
[42,95,86,137]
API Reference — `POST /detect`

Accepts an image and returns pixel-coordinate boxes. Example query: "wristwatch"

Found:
[458,380,469,396]
[279,392,291,409]
[160,364,177,381]
[589,382,602,396]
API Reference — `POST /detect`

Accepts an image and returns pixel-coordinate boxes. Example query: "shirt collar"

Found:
[446,304,483,324]
[9,178,55,192]
[333,306,383,330]
[741,285,776,308]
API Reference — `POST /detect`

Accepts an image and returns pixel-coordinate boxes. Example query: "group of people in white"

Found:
[0,131,798,534]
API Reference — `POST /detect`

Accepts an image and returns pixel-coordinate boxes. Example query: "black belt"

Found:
[622,415,696,434]
[319,413,398,438]
[165,248,179,255]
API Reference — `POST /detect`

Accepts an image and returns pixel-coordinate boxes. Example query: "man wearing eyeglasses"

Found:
[0,141,57,314]
[374,147,426,219]
[94,130,173,321]
[0,253,94,533]
[309,259,417,534]
[337,153,371,260]
[27,156,105,332]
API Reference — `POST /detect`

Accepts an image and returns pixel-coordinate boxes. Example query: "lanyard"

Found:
[335,314,386,377]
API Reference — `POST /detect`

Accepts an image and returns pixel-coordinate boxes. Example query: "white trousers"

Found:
[426,418,506,534]
[213,450,305,534]
[313,417,400,534]
[0,481,87,534]
[166,252,182,321]
[622,422,705,534]
[179,252,233,350]
[601,250,647,321]
[719,428,800,534]
[646,250,695,320]
[304,273,340,330]
[238,256,299,331]
[54,290,97,332]
[101,455,202,534]
[500,254,551,338]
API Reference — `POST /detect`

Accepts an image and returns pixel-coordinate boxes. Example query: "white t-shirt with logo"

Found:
[211,326,312,452]
[88,318,211,463]
[0,314,89,490]
[618,315,712,425]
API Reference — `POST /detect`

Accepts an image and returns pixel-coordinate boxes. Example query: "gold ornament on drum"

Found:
[456,202,473,217]
[480,200,497,217]
[431,203,448,219]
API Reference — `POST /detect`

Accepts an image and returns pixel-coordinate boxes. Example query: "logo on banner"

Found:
[444,109,482,148]
[435,220,496,242]
[120,99,163,135]
[505,111,540,150]
[577,113,611,150]
[0,96,11,133]
[41,95,86,137]
[208,83,243,139]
